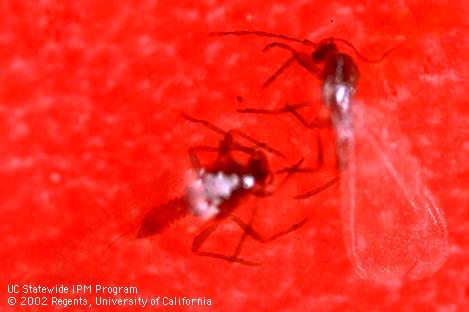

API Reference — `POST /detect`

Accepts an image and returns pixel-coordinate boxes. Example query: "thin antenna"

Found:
[331,37,405,63]
[210,30,404,63]
[209,30,317,47]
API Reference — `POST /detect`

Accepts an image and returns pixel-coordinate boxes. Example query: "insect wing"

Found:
[340,103,448,281]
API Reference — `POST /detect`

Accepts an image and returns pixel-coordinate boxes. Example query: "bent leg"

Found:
[231,215,308,243]
[191,221,260,266]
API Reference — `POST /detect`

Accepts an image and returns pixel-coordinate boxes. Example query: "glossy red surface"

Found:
[1,1,468,311]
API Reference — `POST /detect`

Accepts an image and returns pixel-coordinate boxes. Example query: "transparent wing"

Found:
[340,103,448,281]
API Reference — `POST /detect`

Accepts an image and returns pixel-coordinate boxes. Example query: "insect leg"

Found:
[191,221,260,266]
[230,215,308,243]
[274,157,320,177]
[274,136,332,198]
[275,157,306,174]
[294,176,339,199]
[253,158,317,197]
[224,205,307,265]
[262,55,296,89]
[226,206,259,265]
[226,128,285,158]
[188,146,220,170]
[261,42,319,88]
[238,105,334,194]
[238,102,325,129]
[181,112,284,158]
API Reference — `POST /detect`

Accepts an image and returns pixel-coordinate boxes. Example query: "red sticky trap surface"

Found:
[1,1,468,311]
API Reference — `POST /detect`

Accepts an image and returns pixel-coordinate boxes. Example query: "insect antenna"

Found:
[330,37,405,63]
[209,30,317,47]
[210,30,403,64]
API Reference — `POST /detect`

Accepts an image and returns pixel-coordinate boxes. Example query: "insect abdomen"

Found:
[137,197,189,238]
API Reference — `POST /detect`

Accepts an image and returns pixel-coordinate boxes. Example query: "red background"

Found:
[1,0,468,311]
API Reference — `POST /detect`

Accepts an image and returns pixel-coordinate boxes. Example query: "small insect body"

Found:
[127,113,310,266]
[212,30,448,280]
[320,52,359,169]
